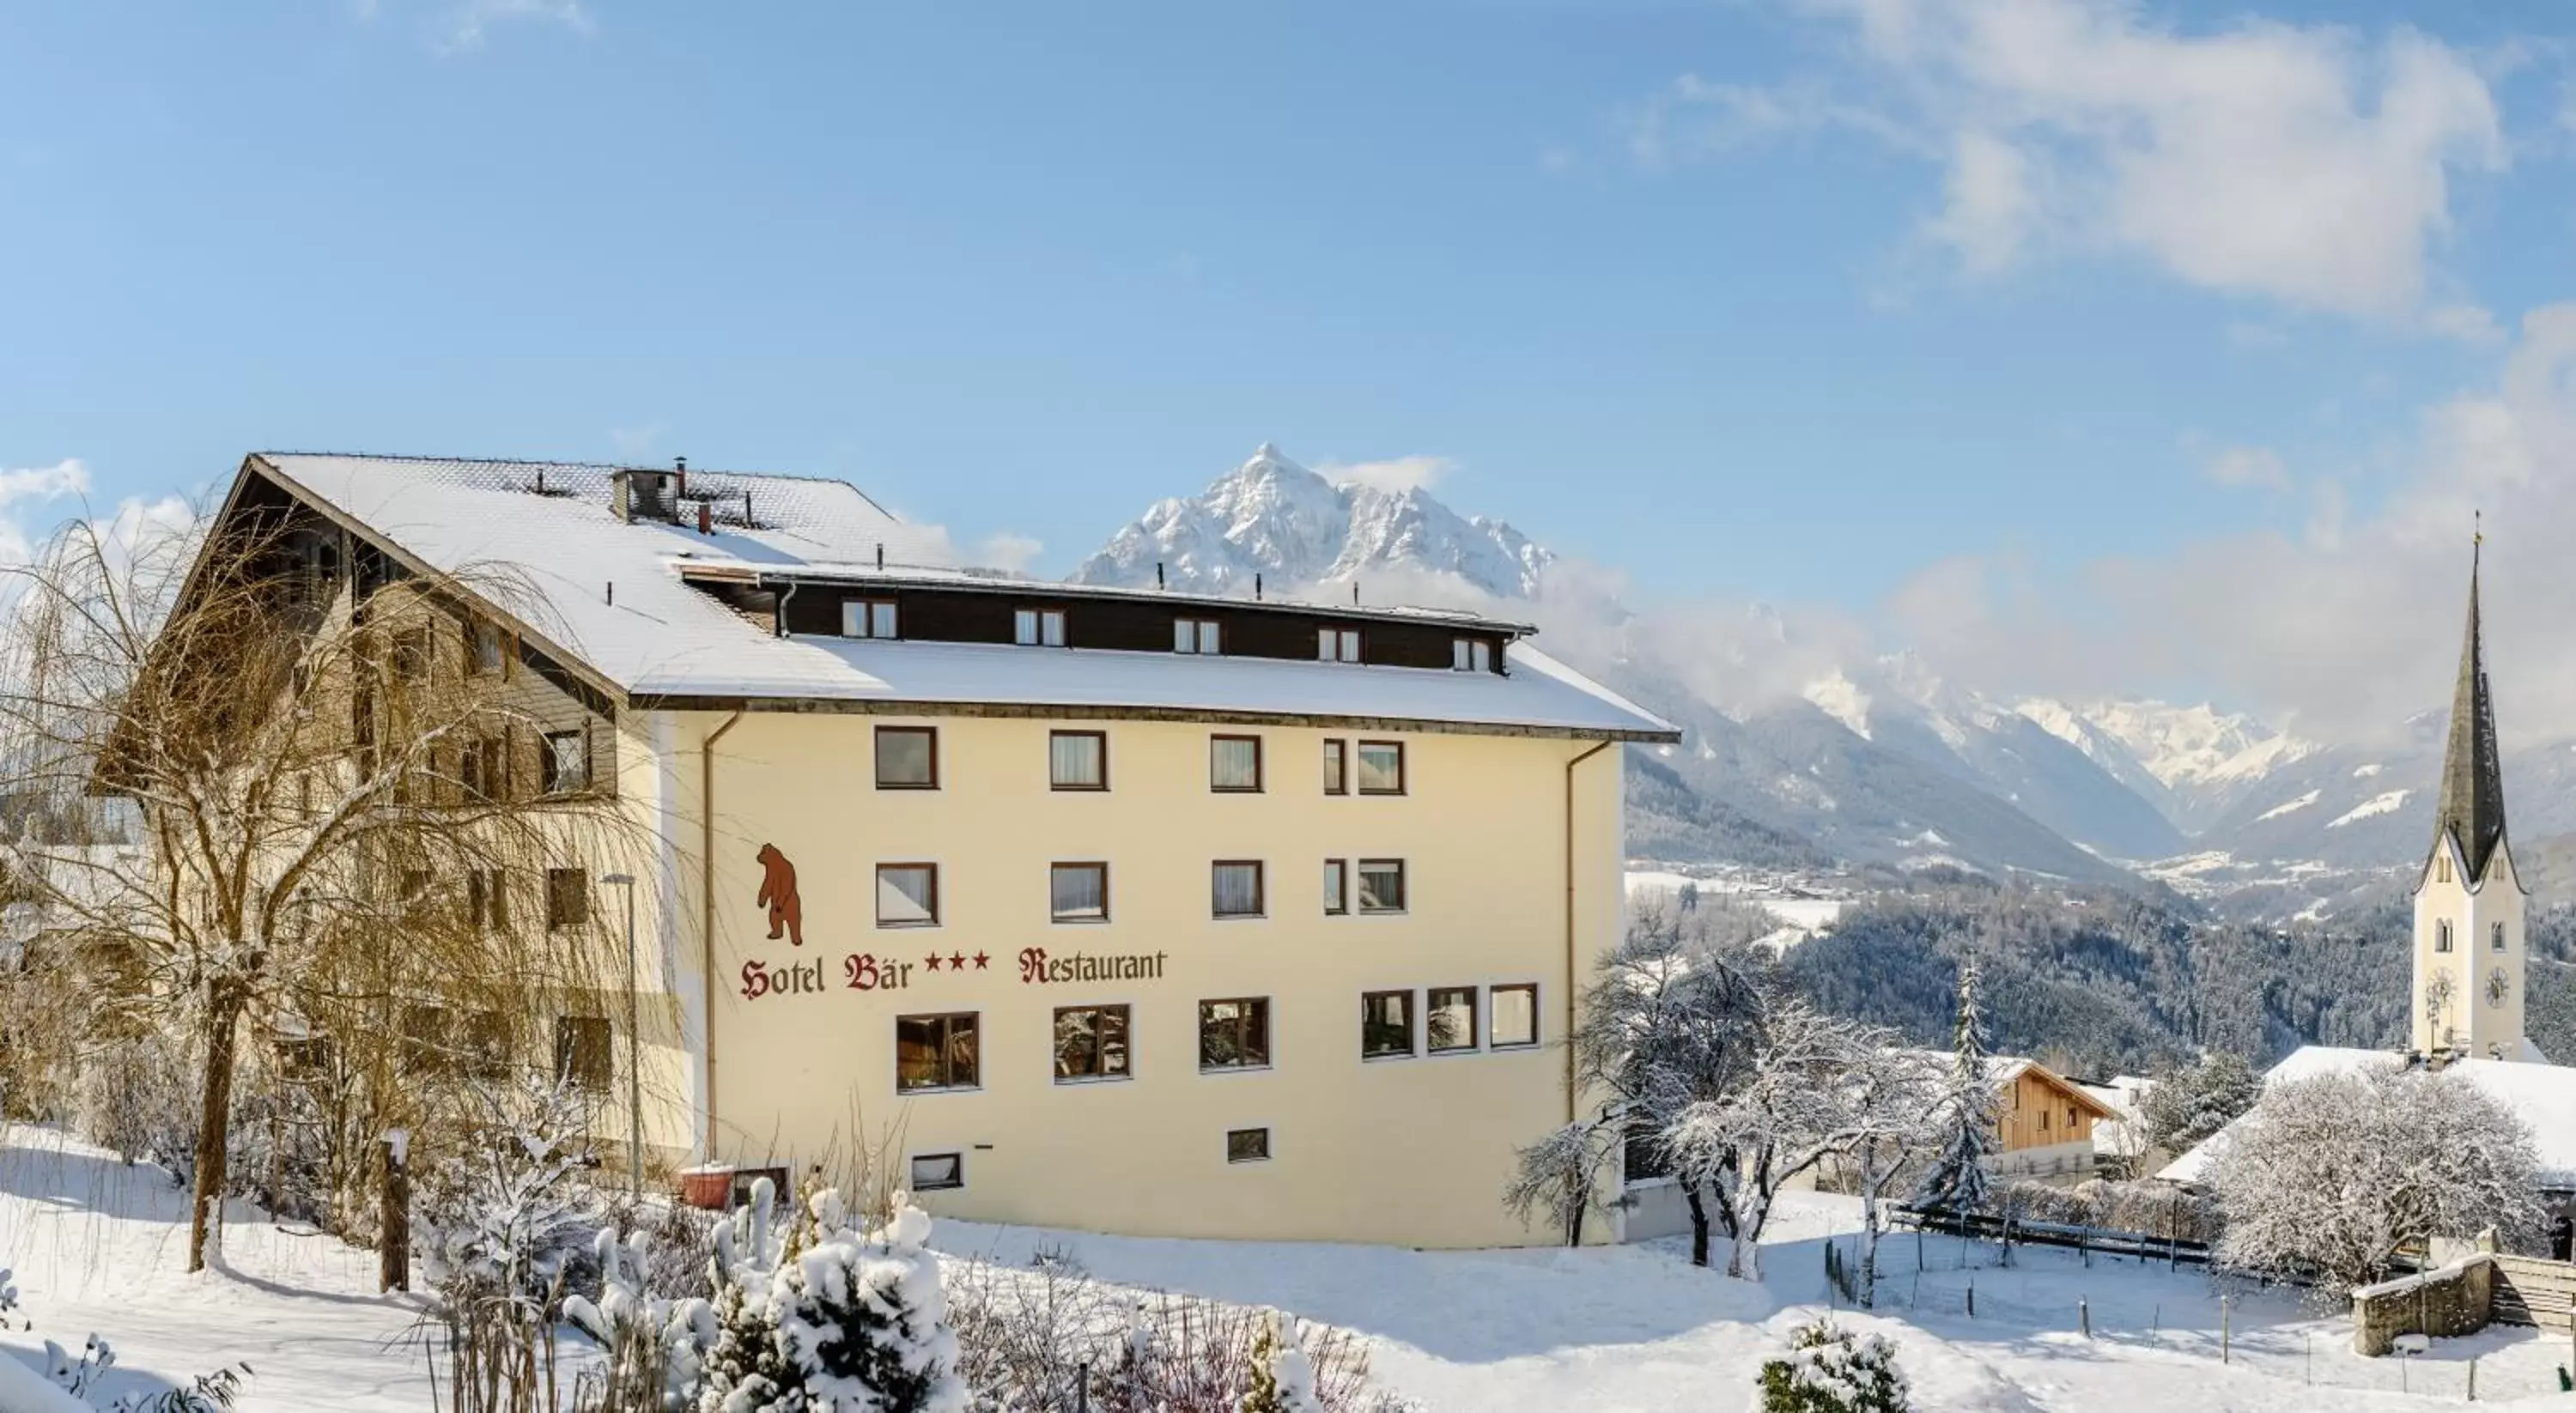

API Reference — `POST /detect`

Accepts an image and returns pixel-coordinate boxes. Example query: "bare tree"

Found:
[0,504,638,1270]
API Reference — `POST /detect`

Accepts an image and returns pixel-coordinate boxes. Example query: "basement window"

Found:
[1227,1128,1271,1164]
[909,1153,964,1192]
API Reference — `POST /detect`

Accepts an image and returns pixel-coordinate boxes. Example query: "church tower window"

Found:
[2493,922,2506,952]
[2436,920,2452,953]
[2436,855,2451,883]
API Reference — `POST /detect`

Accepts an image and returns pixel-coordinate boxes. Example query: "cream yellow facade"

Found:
[607,709,1631,1249]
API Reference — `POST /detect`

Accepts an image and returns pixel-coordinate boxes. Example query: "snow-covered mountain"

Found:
[1074,444,1552,599]
[1069,444,2551,907]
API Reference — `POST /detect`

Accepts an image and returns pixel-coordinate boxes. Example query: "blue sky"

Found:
[4,1,2573,725]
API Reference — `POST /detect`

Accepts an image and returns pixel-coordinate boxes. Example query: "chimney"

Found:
[1255,573,1262,601]
[697,501,713,536]
[674,456,689,497]
[1155,561,1164,590]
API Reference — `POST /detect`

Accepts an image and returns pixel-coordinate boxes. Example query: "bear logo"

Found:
[755,843,803,947]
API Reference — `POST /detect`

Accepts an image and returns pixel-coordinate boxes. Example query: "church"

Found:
[2161,543,2575,1246]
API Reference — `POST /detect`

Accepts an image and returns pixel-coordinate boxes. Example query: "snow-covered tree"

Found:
[1839,1046,1943,1305]
[2210,1064,2547,1294]
[1662,1003,1912,1279]
[1503,1114,1623,1247]
[1911,947,1995,1218]
[1757,1317,1910,1413]
[2137,1052,2257,1158]
[0,506,640,1269]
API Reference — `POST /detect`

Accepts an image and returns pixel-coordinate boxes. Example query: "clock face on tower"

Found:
[2488,967,2512,1007]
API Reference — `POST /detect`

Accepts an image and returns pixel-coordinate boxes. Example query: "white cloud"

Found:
[1661,0,2508,323]
[2201,445,2290,491]
[979,532,1044,573]
[439,0,592,52]
[1320,455,1458,495]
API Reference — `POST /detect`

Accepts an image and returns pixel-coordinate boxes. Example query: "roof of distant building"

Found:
[2157,1045,2576,1189]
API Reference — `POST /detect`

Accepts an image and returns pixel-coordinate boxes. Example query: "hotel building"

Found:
[191,453,1675,1248]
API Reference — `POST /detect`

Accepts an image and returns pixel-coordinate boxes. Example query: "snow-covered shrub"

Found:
[72,1033,197,1183]
[688,1181,967,1412]
[2210,1064,2545,1295]
[1757,1318,1909,1413]
[1,1263,252,1411]
[1236,1309,1321,1413]
[564,1227,714,1413]
[942,1251,1407,1413]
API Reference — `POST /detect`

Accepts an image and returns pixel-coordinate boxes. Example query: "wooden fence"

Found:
[1893,1205,2214,1269]
[2491,1253,2576,1331]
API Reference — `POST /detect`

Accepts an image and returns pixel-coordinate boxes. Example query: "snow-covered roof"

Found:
[1893,1051,2120,1116]
[2080,1077,2154,1157]
[2158,1046,2576,1189]
[246,454,1675,740]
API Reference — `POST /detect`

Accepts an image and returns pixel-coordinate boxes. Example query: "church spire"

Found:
[2433,525,2508,882]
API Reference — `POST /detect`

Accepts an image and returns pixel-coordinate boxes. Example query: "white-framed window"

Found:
[1317,627,1362,663]
[1174,618,1221,654]
[909,1152,964,1191]
[1050,862,1109,923]
[1015,607,1067,646]
[841,599,898,640]
[1451,638,1492,672]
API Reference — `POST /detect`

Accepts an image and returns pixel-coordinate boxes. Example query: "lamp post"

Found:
[601,871,642,1204]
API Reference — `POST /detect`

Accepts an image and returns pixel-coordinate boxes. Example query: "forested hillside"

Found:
[1770,875,2576,1076]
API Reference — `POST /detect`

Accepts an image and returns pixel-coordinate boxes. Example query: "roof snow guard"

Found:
[2433,539,2510,884]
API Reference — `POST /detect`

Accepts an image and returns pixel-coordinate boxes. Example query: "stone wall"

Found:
[2351,1255,2496,1356]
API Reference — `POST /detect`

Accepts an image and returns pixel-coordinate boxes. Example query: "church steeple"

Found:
[2433,531,2508,884]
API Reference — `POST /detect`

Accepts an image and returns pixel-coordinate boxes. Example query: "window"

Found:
[876,726,938,789]
[393,628,434,681]
[1427,986,1478,1053]
[461,736,509,802]
[1050,863,1108,923]
[1227,1128,1271,1164]
[1361,991,1414,1058]
[1212,861,1265,919]
[841,599,899,640]
[2438,855,2452,883]
[1451,637,1492,673]
[2437,919,2453,953]
[1322,739,1346,795]
[1358,859,1406,913]
[546,868,588,930]
[1049,731,1106,791]
[896,1013,980,1092]
[554,1016,612,1090]
[460,1010,511,1080]
[2068,1106,2078,1129]
[1317,627,1362,663]
[2039,1109,2050,1132]
[1014,607,1066,646]
[1322,858,1348,915]
[468,869,509,932]
[1199,998,1271,1070]
[909,1153,964,1192]
[1174,618,1221,654]
[1053,1004,1132,1082]
[1491,984,1539,1049]
[1210,735,1262,791]
[2493,921,2506,952]
[878,864,939,927]
[1357,741,1404,795]
[541,729,590,795]
[399,1005,446,1074]
[471,622,507,676]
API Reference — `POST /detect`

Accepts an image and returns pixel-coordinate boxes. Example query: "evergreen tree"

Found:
[1911,946,1996,1216]
[1758,1318,1911,1413]
[1237,1309,1321,1413]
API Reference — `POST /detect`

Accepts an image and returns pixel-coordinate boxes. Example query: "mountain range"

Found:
[1072,446,2554,913]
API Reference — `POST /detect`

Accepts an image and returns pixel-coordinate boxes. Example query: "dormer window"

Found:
[1174,618,1221,655]
[1452,638,1492,673]
[1015,608,1066,647]
[1318,628,1362,664]
[841,599,898,640]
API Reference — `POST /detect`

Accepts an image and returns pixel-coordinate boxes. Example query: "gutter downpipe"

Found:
[701,709,745,1162]
[1564,739,1613,1126]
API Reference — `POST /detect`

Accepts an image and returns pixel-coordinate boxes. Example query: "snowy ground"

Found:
[7,1122,2573,1410]
[0,1125,435,1410]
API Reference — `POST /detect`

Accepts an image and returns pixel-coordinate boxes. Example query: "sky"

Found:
[4,1,2574,737]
